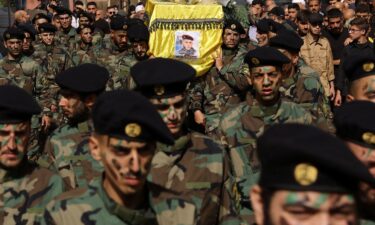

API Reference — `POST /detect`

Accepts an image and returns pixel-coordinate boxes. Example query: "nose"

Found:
[263,75,271,86]
[59,96,68,107]
[167,106,177,120]
[7,133,17,150]
[129,149,140,172]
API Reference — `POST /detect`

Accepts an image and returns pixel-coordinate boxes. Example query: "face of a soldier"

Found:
[309,22,322,36]
[251,187,358,225]
[297,21,309,36]
[288,8,298,21]
[150,94,187,137]
[308,0,320,13]
[349,25,365,41]
[59,14,72,29]
[91,135,155,195]
[132,41,148,60]
[0,122,30,169]
[80,28,93,44]
[345,141,375,204]
[79,17,90,26]
[59,90,88,123]
[112,30,128,50]
[223,28,240,49]
[23,32,32,51]
[328,17,343,34]
[251,4,263,17]
[182,39,193,50]
[87,5,97,14]
[348,76,375,103]
[40,32,55,46]
[4,38,22,57]
[251,65,282,103]
[256,32,268,47]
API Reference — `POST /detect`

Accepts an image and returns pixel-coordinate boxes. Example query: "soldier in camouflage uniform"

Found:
[334,101,375,225]
[269,29,333,123]
[219,47,314,221]
[0,28,46,160]
[131,58,236,225]
[122,21,150,90]
[0,85,64,225]
[70,25,96,66]
[42,64,109,190]
[38,90,175,225]
[189,20,249,140]
[33,23,73,127]
[54,8,77,50]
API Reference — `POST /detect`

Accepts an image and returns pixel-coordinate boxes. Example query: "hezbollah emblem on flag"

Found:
[147,1,224,76]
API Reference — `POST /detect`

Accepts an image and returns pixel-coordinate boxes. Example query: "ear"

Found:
[89,135,102,161]
[250,185,265,225]
[346,94,354,102]
[84,94,97,109]
[3,41,7,48]
[292,54,299,65]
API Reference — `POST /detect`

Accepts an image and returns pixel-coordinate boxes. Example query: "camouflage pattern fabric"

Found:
[0,161,64,225]
[189,46,249,139]
[219,94,313,220]
[42,120,103,190]
[70,41,96,66]
[37,177,156,225]
[148,132,237,225]
[55,28,78,50]
[362,220,375,225]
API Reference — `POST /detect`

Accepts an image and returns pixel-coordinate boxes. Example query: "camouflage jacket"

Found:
[42,120,102,190]
[280,59,333,121]
[114,53,138,90]
[219,94,313,218]
[148,131,236,225]
[0,160,64,225]
[189,46,249,136]
[55,28,78,50]
[70,41,96,66]
[0,55,41,96]
[32,43,73,113]
[38,177,156,225]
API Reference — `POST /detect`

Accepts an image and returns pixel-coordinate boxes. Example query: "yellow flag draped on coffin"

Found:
[147,3,224,76]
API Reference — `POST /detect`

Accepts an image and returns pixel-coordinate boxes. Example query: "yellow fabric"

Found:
[147,3,224,76]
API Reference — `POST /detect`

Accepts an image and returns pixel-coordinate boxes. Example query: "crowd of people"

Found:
[0,0,374,224]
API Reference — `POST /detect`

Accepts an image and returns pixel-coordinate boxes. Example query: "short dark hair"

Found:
[308,0,321,4]
[350,17,369,32]
[297,9,311,23]
[327,8,343,19]
[288,3,300,10]
[87,2,97,7]
[355,3,370,13]
[252,0,264,6]
[75,0,83,6]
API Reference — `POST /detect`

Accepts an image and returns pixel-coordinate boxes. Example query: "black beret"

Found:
[334,101,375,148]
[244,46,290,68]
[32,13,51,24]
[131,58,196,98]
[110,15,127,31]
[77,24,94,34]
[94,19,110,34]
[38,23,57,33]
[0,85,41,123]
[224,19,246,35]
[55,7,72,16]
[127,22,149,42]
[256,18,285,34]
[92,90,174,144]
[269,29,303,53]
[56,63,109,93]
[257,124,375,192]
[344,53,375,82]
[269,6,285,17]
[78,11,94,22]
[18,24,37,41]
[308,12,323,24]
[181,34,194,40]
[3,27,25,41]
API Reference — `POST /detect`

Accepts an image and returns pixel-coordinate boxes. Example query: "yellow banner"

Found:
[147,3,224,76]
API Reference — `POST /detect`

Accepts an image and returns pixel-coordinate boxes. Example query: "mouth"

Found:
[1,151,19,160]
[124,176,142,187]
[261,88,273,96]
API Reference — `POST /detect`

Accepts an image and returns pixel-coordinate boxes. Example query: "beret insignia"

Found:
[251,57,260,65]
[154,85,165,96]
[294,163,318,186]
[230,24,236,30]
[125,123,142,137]
[5,33,10,39]
[123,25,128,30]
[362,62,374,72]
[362,132,375,145]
